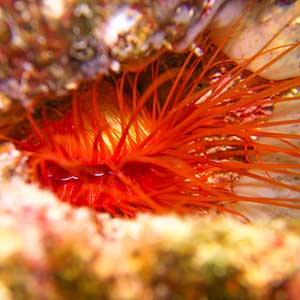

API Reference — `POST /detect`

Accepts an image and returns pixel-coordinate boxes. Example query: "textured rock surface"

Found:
[0,178,300,299]
[0,0,225,105]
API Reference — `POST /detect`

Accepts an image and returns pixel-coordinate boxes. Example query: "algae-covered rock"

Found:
[0,178,300,300]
